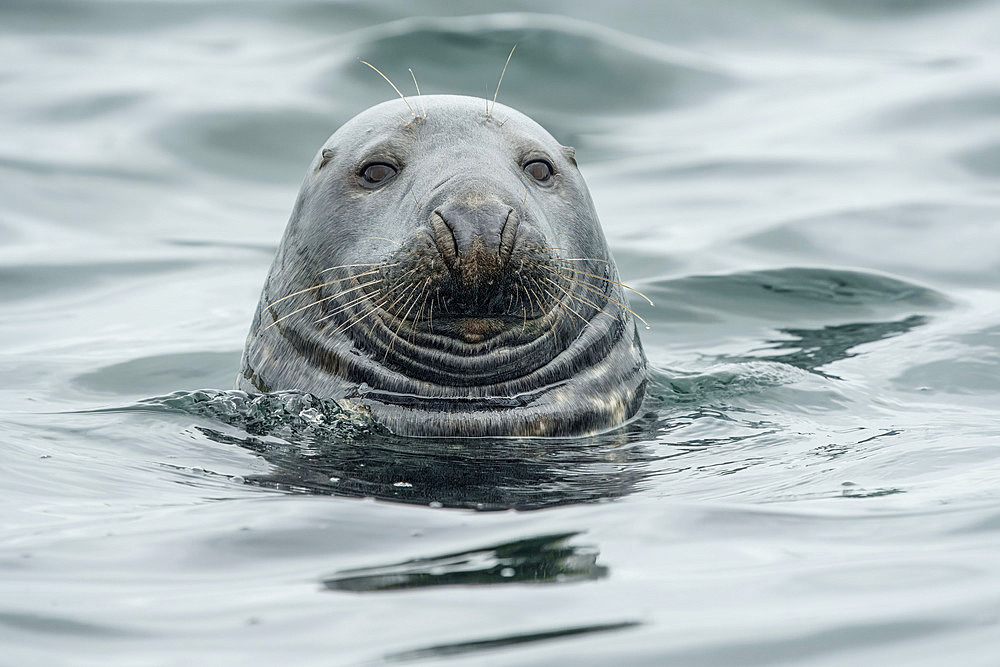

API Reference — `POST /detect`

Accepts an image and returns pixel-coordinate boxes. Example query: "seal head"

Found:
[239,95,646,437]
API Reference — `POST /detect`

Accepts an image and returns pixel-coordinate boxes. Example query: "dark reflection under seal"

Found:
[325,532,606,593]
[139,389,661,511]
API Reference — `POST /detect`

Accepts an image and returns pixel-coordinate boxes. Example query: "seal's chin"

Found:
[442,316,509,344]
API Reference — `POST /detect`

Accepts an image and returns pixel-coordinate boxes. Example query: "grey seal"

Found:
[239,94,647,437]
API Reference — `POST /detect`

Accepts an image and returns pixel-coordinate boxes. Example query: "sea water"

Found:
[2,1,1000,664]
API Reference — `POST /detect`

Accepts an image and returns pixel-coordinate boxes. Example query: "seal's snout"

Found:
[431,198,518,273]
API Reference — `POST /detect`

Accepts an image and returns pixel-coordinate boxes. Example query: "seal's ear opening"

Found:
[317,148,336,172]
[561,145,577,167]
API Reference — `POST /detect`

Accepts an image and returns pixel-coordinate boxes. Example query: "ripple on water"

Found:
[737,204,1000,284]
[642,266,949,329]
[318,14,733,140]
[72,351,241,397]
[155,109,336,184]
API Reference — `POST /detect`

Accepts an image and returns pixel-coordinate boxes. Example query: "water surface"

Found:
[3,1,1000,664]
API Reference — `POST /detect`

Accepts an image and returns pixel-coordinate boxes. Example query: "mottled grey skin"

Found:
[239,95,646,437]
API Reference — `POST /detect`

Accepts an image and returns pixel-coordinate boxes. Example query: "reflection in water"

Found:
[383,621,640,663]
[325,532,606,593]
[138,390,660,511]
[753,315,928,379]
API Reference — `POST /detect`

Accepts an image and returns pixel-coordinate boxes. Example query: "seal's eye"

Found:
[359,162,397,187]
[524,159,554,184]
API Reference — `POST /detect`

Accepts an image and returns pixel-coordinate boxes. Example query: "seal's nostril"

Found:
[430,211,459,270]
[498,208,518,267]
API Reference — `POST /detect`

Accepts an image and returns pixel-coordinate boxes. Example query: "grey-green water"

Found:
[3,1,1000,664]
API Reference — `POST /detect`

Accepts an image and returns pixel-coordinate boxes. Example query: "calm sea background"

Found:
[3,1,1000,664]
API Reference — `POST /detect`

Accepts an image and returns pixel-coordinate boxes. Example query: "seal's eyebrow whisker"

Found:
[262,268,383,311]
[408,68,427,119]
[488,44,517,121]
[359,59,416,120]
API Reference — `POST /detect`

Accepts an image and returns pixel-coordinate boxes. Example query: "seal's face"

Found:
[241,95,646,437]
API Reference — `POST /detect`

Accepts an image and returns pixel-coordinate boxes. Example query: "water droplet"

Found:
[393,481,413,488]
[428,501,443,509]
[500,567,515,578]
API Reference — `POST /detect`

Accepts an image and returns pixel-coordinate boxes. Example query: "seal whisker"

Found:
[552,257,611,265]
[408,67,427,119]
[525,275,560,347]
[330,296,390,336]
[543,263,655,307]
[488,44,517,121]
[310,281,385,325]
[359,59,416,120]
[542,275,620,322]
[378,276,423,320]
[542,267,651,329]
[407,279,432,344]
[520,280,540,319]
[264,279,380,332]
[408,186,422,212]
[386,265,422,292]
[318,262,397,275]
[538,283,590,329]
[263,294,335,331]
[384,279,429,360]
[262,268,382,311]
